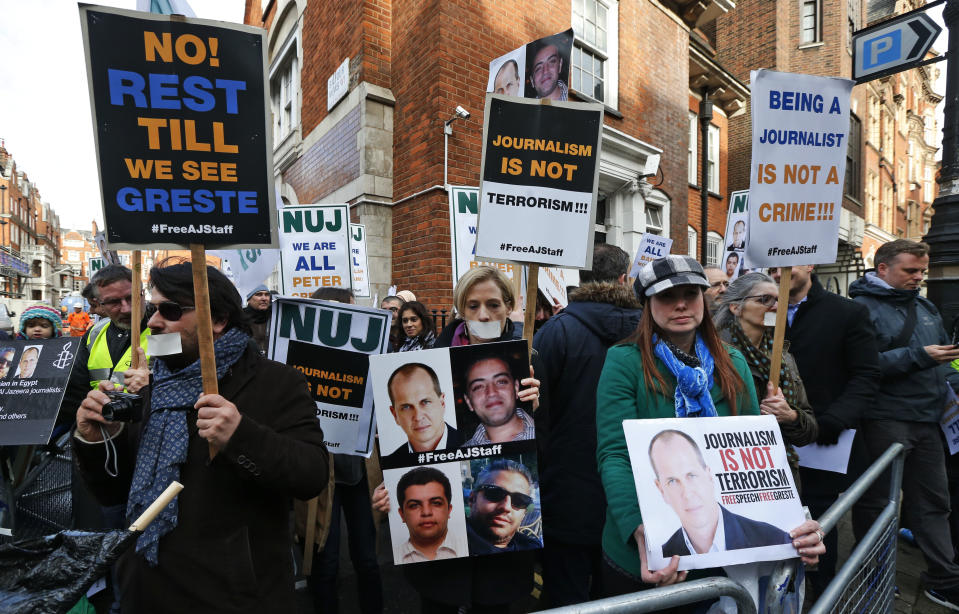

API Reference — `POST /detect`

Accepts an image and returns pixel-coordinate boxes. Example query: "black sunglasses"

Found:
[146,301,196,321]
[475,484,533,510]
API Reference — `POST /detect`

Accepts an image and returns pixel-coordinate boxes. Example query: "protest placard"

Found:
[746,70,854,268]
[89,257,106,276]
[79,6,276,249]
[536,265,571,308]
[212,247,279,303]
[942,384,959,455]
[795,429,856,473]
[720,190,753,282]
[448,186,520,286]
[623,416,805,571]
[0,338,81,446]
[629,234,673,278]
[487,30,573,101]
[474,96,603,270]
[268,296,389,456]
[93,231,120,265]
[279,205,352,297]
[350,224,371,298]
[370,340,543,563]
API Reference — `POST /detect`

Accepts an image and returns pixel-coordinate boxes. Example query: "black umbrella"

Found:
[0,481,183,614]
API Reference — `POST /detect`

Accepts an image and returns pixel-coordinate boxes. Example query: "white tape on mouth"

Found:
[466,320,502,340]
[764,312,777,327]
[147,333,183,356]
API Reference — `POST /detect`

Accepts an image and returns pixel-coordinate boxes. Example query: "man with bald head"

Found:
[382,363,463,467]
[649,429,790,556]
[494,59,521,96]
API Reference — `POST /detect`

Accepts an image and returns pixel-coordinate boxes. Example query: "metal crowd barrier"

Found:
[808,442,904,614]
[541,577,758,614]
[0,431,74,543]
[539,442,904,614]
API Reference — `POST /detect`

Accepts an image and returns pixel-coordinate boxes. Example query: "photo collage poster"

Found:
[370,339,542,564]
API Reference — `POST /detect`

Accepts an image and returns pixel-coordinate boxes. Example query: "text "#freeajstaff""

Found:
[152,224,234,234]
[500,243,564,257]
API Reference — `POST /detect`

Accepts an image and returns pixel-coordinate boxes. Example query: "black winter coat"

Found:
[849,273,959,422]
[786,276,880,492]
[532,282,641,545]
[74,344,329,614]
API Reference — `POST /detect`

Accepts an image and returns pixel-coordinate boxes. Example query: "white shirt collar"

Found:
[406,424,449,453]
[681,505,726,554]
[399,530,466,563]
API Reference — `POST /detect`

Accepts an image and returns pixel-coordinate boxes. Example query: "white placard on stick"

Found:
[279,205,352,297]
[475,95,603,269]
[746,70,855,268]
[629,234,673,278]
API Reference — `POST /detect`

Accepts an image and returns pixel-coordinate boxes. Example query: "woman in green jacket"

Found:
[595,256,825,602]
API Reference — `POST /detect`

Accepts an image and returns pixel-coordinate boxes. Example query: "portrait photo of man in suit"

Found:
[648,429,791,557]
[381,362,463,467]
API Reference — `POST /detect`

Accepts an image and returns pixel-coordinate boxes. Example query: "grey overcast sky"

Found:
[0,1,949,233]
[0,0,246,231]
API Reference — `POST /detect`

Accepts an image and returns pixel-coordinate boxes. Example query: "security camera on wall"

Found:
[455,106,470,120]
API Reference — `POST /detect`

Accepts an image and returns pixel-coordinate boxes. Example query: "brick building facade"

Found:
[715,0,942,293]
[247,0,746,309]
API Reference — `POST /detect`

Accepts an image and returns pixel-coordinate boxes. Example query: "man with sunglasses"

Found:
[73,261,328,613]
[0,347,15,379]
[467,459,541,554]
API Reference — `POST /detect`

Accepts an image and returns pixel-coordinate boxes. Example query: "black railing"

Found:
[431,309,449,332]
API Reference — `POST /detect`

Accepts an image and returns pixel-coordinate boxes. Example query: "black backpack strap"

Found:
[889,299,918,349]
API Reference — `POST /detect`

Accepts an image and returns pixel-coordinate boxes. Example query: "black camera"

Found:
[101,391,144,423]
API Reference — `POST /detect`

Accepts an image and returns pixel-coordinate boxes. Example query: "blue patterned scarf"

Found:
[652,333,718,418]
[126,327,251,565]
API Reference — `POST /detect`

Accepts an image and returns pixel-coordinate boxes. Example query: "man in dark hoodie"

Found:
[849,239,959,610]
[532,243,641,607]
[244,284,272,353]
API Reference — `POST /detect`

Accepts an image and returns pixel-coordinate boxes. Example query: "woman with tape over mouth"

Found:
[713,272,818,492]
[371,265,541,613]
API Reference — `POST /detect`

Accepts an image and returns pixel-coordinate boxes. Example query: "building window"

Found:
[594,193,608,245]
[925,167,934,203]
[645,205,663,235]
[688,226,697,259]
[269,32,299,146]
[572,0,618,106]
[707,124,720,194]
[846,114,861,200]
[706,232,723,267]
[800,0,821,45]
[688,113,698,184]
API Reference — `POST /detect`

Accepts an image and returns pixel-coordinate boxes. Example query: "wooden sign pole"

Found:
[768,266,792,390]
[130,250,142,369]
[522,263,539,358]
[190,244,219,459]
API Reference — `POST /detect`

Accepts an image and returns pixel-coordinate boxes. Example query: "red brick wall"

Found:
[687,95,730,251]
[282,106,362,202]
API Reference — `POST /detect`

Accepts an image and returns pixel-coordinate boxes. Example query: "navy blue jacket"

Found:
[533,282,642,545]
[849,273,959,422]
[661,505,792,557]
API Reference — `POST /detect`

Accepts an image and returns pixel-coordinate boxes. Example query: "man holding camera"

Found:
[73,261,328,613]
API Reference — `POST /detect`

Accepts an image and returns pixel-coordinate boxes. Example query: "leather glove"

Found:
[815,414,845,446]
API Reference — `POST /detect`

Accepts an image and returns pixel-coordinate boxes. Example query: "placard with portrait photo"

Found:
[623,415,806,571]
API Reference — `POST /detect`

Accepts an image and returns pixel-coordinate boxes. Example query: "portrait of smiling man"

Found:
[382,362,463,467]
[460,354,535,446]
[525,34,570,101]
[395,466,467,563]
[648,429,791,557]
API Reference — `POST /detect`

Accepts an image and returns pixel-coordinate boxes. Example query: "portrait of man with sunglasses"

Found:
[0,347,15,379]
[72,260,328,613]
[467,459,542,554]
